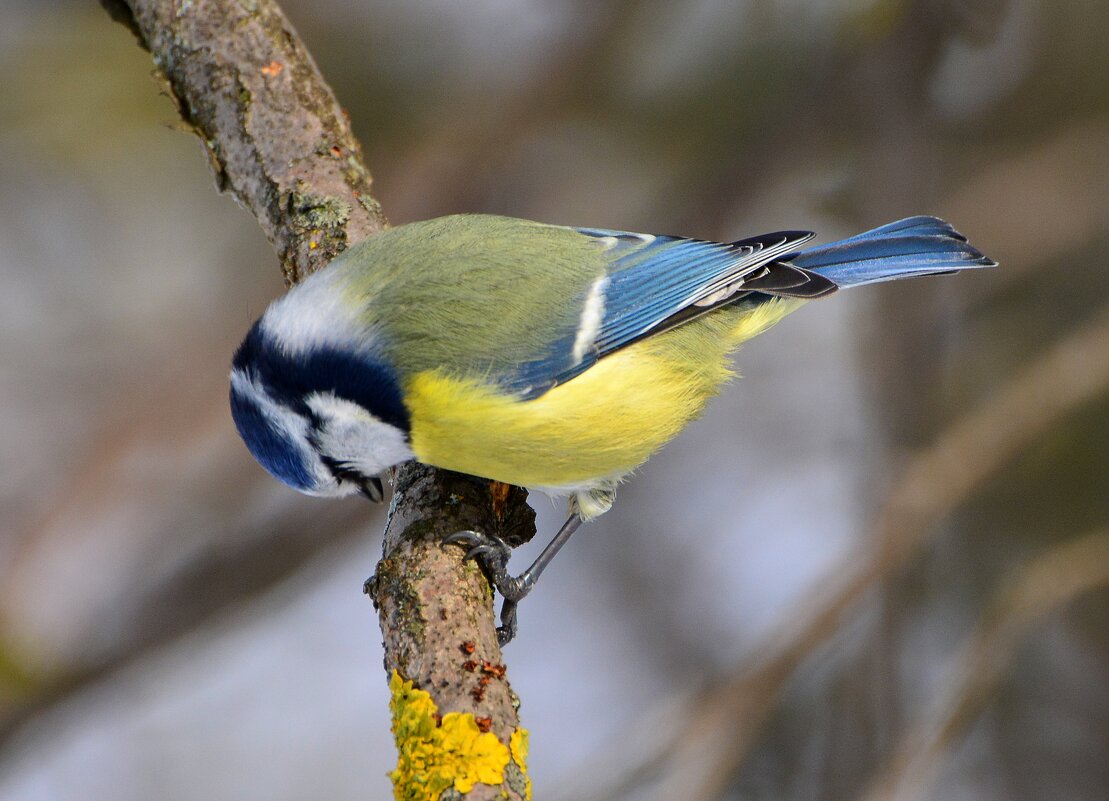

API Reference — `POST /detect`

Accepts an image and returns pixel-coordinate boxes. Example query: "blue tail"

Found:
[787,216,996,288]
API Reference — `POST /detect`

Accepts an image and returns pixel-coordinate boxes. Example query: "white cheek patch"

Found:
[305,393,415,476]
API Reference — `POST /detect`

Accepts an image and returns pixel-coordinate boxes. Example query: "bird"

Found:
[230,213,994,642]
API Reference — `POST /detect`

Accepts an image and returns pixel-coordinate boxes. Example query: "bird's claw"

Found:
[443,513,584,644]
[443,528,534,644]
[444,529,512,573]
[442,531,500,563]
[461,544,496,563]
[496,602,518,647]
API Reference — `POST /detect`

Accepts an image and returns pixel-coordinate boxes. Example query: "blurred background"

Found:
[1,0,1106,799]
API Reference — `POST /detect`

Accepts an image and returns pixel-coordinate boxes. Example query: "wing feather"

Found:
[504,226,818,398]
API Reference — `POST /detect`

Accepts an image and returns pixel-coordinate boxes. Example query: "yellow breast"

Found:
[405,298,800,489]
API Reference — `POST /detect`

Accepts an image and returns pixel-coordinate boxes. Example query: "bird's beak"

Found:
[360,475,385,503]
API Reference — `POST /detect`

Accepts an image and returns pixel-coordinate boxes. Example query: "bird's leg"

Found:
[445,513,585,645]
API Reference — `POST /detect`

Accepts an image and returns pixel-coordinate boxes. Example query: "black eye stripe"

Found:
[320,455,363,482]
[305,414,325,447]
[232,322,411,435]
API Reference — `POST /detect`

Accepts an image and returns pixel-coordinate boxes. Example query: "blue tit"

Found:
[230,213,994,642]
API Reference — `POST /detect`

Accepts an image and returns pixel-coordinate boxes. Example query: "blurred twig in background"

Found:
[558,302,1109,801]
[859,529,1109,801]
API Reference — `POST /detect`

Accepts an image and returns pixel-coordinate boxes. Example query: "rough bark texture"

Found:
[370,465,534,740]
[104,0,387,283]
[104,1,535,797]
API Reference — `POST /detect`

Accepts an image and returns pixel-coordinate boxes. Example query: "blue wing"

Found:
[505,226,824,398]
[501,216,994,399]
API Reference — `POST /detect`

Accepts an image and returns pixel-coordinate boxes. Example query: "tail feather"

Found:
[786,216,995,288]
[833,215,968,243]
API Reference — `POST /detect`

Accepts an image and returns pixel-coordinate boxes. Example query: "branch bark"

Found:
[103,0,385,282]
[104,1,534,797]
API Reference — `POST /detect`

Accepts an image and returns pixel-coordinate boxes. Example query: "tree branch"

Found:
[103,1,534,797]
[369,465,534,799]
[103,0,385,282]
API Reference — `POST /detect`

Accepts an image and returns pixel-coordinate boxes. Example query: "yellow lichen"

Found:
[388,670,513,801]
[509,728,528,766]
[510,728,532,800]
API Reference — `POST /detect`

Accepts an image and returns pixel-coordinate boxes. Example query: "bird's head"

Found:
[229,281,413,501]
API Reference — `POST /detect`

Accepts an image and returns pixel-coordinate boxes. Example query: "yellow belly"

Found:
[405,298,799,488]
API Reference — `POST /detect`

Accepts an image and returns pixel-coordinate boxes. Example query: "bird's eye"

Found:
[320,456,385,503]
[321,455,359,482]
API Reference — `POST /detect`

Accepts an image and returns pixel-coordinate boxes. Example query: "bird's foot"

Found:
[445,514,585,646]
[443,529,536,645]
